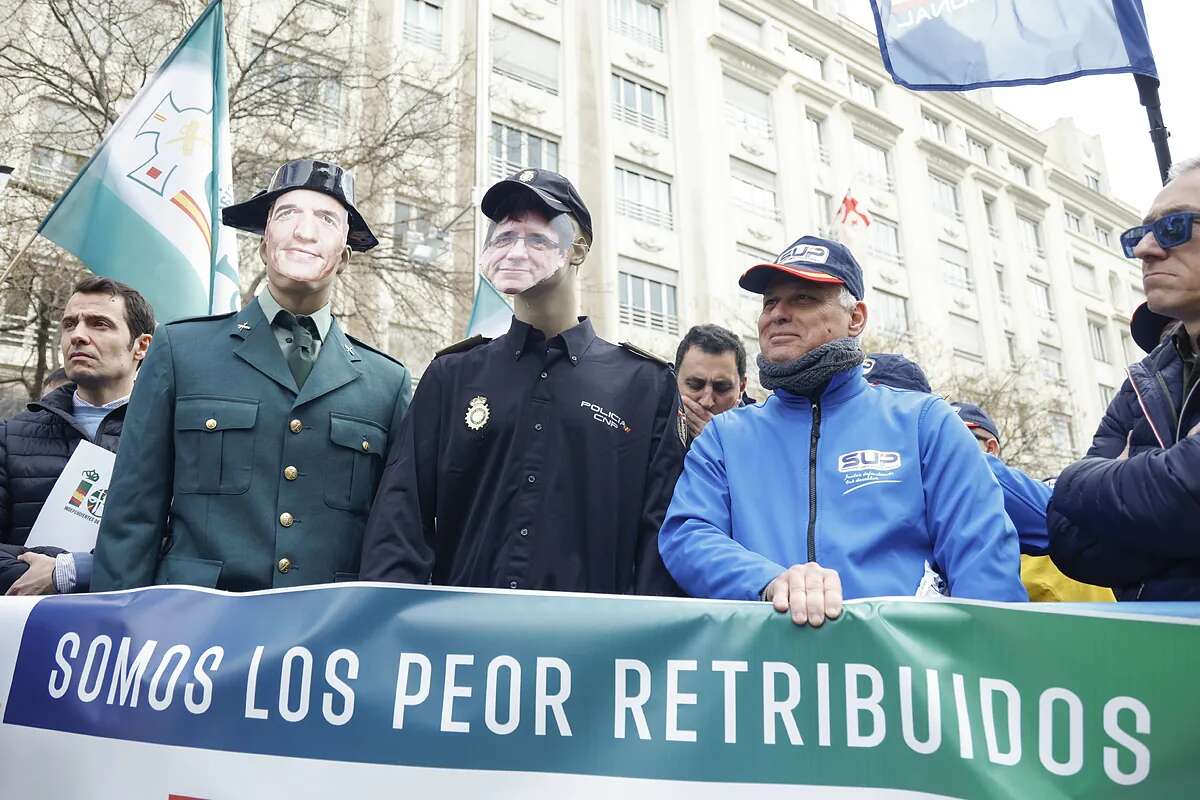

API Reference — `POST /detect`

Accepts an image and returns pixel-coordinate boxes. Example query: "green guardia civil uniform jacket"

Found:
[91,297,411,591]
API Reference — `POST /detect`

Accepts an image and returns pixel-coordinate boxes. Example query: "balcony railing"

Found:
[612,104,668,137]
[403,23,442,50]
[616,198,673,229]
[620,304,679,335]
[609,18,664,51]
[492,65,559,96]
[0,312,34,350]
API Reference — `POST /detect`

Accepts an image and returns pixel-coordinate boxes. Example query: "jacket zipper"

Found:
[807,400,821,564]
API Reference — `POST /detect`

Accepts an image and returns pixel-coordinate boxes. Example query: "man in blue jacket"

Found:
[1048,157,1200,600]
[660,236,1025,626]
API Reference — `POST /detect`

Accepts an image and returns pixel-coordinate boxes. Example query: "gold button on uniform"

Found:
[277,558,292,574]
[361,440,370,452]
[283,466,298,481]
[205,418,217,430]
[279,512,294,527]
[289,419,303,433]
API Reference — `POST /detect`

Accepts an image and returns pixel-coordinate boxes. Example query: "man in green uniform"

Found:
[92,159,411,591]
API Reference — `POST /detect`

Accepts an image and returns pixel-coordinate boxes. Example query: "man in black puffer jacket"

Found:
[1048,158,1200,600]
[0,276,153,594]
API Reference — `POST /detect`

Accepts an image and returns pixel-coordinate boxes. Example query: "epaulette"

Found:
[619,341,672,370]
[345,333,405,367]
[167,310,238,326]
[435,335,491,359]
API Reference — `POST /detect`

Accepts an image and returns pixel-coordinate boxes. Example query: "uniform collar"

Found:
[258,285,333,341]
[507,316,596,366]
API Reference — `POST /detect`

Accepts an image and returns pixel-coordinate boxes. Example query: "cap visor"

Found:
[738,263,846,294]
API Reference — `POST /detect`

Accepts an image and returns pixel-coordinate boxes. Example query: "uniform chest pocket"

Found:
[175,396,259,495]
[324,413,388,512]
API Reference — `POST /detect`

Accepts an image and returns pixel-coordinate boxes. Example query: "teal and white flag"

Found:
[38,0,239,322]
[466,276,513,338]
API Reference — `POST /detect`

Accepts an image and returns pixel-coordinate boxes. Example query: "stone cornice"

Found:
[917,137,971,178]
[842,98,902,142]
[707,33,787,90]
[792,74,842,108]
[1047,168,1140,227]
[1005,181,1051,213]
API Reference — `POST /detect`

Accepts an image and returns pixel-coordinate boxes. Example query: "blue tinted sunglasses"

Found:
[1120,212,1200,257]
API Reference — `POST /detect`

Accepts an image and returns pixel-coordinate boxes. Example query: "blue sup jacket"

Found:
[660,365,1026,602]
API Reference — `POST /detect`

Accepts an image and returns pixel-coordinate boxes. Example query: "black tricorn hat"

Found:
[222,159,378,251]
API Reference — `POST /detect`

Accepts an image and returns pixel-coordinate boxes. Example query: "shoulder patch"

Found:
[435,335,491,359]
[167,310,238,326]
[345,333,405,368]
[619,341,672,369]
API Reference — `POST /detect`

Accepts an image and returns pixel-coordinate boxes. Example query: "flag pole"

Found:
[0,232,38,287]
[1135,74,1172,186]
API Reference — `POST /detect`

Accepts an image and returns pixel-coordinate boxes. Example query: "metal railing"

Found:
[616,197,673,229]
[609,18,664,51]
[723,105,773,140]
[492,65,559,96]
[403,23,442,50]
[619,304,679,335]
[612,103,668,137]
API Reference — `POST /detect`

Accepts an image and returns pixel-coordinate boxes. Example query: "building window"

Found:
[1088,318,1110,362]
[789,40,825,81]
[618,259,679,334]
[723,75,773,140]
[259,48,342,124]
[806,113,829,165]
[1121,330,1138,364]
[492,18,560,95]
[1009,156,1032,186]
[393,202,436,259]
[1049,413,1074,452]
[869,216,902,264]
[730,158,780,220]
[1098,383,1115,410]
[854,137,892,191]
[1085,168,1102,192]
[940,242,972,290]
[29,145,87,192]
[922,112,949,144]
[995,263,1010,305]
[967,135,990,165]
[611,73,668,136]
[490,120,559,179]
[983,195,1000,238]
[1005,331,1019,368]
[813,189,833,237]
[719,5,761,44]
[615,165,673,228]
[930,173,961,220]
[1095,224,1113,249]
[874,290,910,334]
[1072,260,1098,294]
[609,0,664,52]
[949,313,983,359]
[849,74,879,107]
[1039,343,1064,383]
[403,0,442,49]
[1017,214,1044,256]
[1064,208,1084,234]
[1130,281,1146,306]
[1029,278,1055,321]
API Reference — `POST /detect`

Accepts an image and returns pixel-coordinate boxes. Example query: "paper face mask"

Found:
[479,212,575,296]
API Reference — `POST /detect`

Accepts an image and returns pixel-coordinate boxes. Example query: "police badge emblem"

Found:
[465,396,491,431]
[518,170,536,183]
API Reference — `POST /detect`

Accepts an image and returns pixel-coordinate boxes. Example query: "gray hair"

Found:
[837,286,858,312]
[1167,155,1200,183]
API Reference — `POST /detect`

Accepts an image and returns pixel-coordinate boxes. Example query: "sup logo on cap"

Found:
[778,243,830,265]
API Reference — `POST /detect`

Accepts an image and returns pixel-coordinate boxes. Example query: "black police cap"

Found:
[481,168,593,244]
[222,159,378,252]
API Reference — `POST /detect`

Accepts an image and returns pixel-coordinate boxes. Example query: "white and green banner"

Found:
[0,586,1196,798]
[467,276,514,338]
[38,0,239,322]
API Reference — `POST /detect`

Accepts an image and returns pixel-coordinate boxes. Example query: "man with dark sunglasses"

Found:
[1048,156,1200,601]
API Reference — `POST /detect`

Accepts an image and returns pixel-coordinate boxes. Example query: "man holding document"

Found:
[0,277,155,594]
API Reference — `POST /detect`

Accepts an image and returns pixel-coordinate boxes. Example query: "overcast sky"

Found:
[845,0,1197,214]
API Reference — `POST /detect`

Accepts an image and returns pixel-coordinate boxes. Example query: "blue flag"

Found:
[868,0,1158,91]
[38,0,239,322]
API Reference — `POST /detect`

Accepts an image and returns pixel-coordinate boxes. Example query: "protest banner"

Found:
[24,441,116,552]
[0,585,1196,798]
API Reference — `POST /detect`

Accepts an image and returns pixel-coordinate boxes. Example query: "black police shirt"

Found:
[360,317,685,595]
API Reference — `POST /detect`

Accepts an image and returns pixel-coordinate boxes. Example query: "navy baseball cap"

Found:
[951,402,1000,442]
[739,236,865,299]
[481,168,593,244]
[1130,301,1175,354]
[863,353,932,393]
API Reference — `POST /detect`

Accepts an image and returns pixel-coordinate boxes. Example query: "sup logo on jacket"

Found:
[838,449,903,494]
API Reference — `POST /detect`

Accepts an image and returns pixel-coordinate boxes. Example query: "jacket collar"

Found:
[26,383,125,442]
[772,363,868,407]
[506,316,596,366]
[1128,340,1187,447]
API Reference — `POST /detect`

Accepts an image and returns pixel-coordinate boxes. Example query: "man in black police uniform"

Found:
[92,159,411,591]
[361,168,684,594]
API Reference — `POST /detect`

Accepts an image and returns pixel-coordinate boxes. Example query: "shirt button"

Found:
[527,475,536,483]
[279,512,294,527]
[283,466,298,481]
[205,418,217,431]
[520,528,529,536]
[509,580,518,589]
[277,557,292,574]
[534,423,543,431]
[361,440,371,452]
[540,371,548,379]
[289,419,303,433]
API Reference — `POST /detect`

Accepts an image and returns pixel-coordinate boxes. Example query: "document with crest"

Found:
[25,441,116,552]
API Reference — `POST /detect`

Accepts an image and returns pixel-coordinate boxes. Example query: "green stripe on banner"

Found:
[39,170,209,322]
